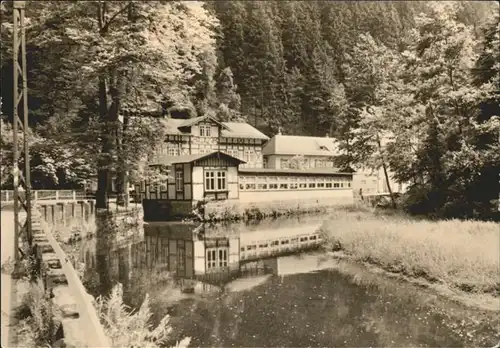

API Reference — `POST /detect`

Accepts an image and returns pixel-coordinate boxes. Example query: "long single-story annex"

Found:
[137,151,354,221]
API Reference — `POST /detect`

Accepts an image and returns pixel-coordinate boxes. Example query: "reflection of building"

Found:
[83,221,327,291]
[236,223,324,262]
[193,235,240,276]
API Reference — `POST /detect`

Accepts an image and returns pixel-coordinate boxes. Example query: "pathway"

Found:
[1,209,25,348]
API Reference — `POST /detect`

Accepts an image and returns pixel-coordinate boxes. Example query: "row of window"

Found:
[280,158,334,169]
[239,175,351,191]
[242,234,320,253]
[240,176,351,183]
[166,133,262,145]
[240,182,350,191]
[143,171,352,194]
[159,146,262,162]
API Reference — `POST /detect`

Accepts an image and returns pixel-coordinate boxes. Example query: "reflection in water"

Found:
[79,214,499,348]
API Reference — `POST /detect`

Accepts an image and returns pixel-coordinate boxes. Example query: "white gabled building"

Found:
[262,133,408,196]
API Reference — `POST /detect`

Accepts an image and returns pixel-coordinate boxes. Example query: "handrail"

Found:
[39,217,111,347]
[1,190,88,202]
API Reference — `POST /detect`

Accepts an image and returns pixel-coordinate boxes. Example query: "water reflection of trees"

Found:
[164,263,499,347]
[81,215,499,347]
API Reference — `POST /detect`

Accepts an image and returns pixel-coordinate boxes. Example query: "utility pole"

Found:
[12,0,32,262]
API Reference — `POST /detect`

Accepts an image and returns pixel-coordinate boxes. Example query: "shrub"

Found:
[95,283,191,348]
[15,278,60,347]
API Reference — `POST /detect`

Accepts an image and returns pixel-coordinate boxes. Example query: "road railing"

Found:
[1,190,88,202]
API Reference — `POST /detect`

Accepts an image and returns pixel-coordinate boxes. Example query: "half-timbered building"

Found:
[153,116,269,168]
[140,151,245,220]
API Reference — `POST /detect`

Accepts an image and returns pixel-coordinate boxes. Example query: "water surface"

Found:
[79,214,499,347]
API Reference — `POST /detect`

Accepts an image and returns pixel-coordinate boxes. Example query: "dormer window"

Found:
[200,125,211,137]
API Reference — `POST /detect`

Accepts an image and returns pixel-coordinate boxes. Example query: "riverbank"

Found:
[319,205,500,311]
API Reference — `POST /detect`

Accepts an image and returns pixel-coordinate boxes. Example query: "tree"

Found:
[339,33,402,207]
[26,1,219,208]
[392,1,499,218]
[328,83,353,171]
[215,67,242,121]
[301,44,340,136]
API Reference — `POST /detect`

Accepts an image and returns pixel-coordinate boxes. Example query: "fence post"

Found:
[6,191,9,202]
[34,191,38,201]
[51,205,56,225]
[89,200,95,215]
[55,191,59,201]
[72,191,76,201]
[60,203,66,226]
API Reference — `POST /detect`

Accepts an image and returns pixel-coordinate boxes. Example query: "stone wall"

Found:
[31,203,110,347]
[203,196,353,221]
[143,199,193,221]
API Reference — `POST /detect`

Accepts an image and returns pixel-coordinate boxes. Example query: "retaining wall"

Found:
[203,196,354,221]
[31,201,110,347]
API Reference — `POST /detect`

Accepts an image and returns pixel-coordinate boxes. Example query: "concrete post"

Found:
[83,202,89,221]
[71,202,76,220]
[80,201,85,219]
[34,190,38,201]
[42,205,47,221]
[55,191,59,200]
[72,191,76,200]
[89,200,95,216]
[59,203,66,226]
[51,204,55,225]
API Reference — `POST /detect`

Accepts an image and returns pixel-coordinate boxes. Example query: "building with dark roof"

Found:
[262,133,339,169]
[262,133,408,196]
[154,116,269,168]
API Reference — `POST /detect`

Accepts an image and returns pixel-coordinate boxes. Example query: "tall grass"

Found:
[95,283,191,348]
[15,278,60,348]
[320,208,500,294]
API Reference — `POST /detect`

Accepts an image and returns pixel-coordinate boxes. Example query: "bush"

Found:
[15,278,60,347]
[95,283,191,348]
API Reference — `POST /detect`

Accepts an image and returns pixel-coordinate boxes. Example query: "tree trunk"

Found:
[96,2,111,210]
[96,76,110,209]
[116,110,129,207]
[116,3,135,207]
[377,136,397,209]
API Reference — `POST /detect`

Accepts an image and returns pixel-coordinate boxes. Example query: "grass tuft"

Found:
[320,208,500,295]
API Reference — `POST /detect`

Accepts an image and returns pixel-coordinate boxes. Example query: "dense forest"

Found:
[0,1,499,219]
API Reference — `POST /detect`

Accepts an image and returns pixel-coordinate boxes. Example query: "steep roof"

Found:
[160,117,269,140]
[221,122,268,140]
[262,134,340,156]
[150,151,246,166]
[178,115,229,130]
